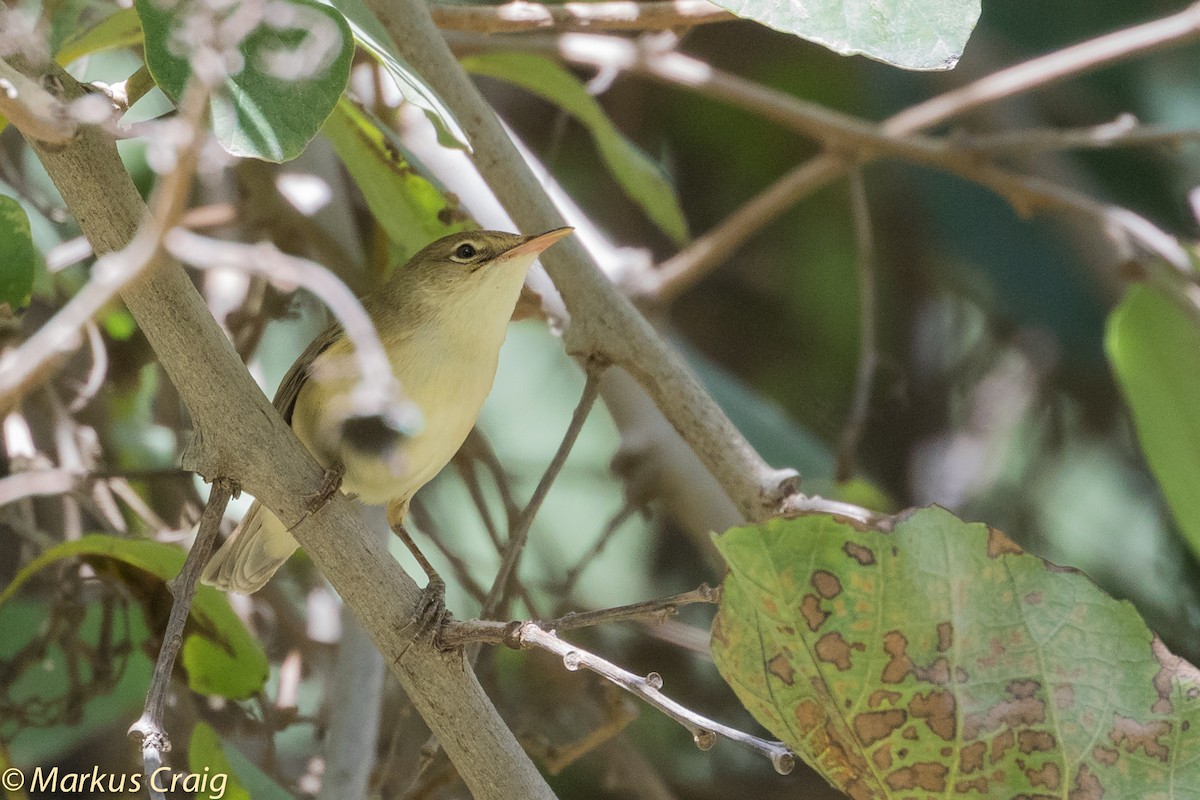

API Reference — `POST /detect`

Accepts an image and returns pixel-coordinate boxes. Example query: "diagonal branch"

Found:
[431,0,734,33]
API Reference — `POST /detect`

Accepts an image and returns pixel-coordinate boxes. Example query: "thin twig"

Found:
[443,585,720,646]
[508,622,796,772]
[888,1,1200,133]
[542,583,720,634]
[480,365,605,620]
[431,0,734,34]
[835,168,878,482]
[128,477,237,791]
[962,115,1200,154]
[605,2,1200,298]
[555,33,1193,274]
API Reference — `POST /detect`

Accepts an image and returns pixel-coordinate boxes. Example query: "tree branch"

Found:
[431,0,734,33]
[452,620,797,773]
[129,477,236,794]
[10,58,559,800]
[0,56,78,145]
[618,1,1200,298]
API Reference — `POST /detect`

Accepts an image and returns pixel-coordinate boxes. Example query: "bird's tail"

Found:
[201,501,299,593]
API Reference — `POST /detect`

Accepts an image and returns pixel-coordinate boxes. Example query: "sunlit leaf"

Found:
[323,0,469,149]
[322,98,473,261]
[0,195,36,310]
[1107,283,1200,562]
[462,51,689,245]
[0,535,268,699]
[712,507,1200,798]
[712,0,980,71]
[136,0,353,162]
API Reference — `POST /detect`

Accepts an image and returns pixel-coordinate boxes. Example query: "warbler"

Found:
[202,228,573,593]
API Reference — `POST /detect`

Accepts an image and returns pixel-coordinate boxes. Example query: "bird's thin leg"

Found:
[391,520,451,657]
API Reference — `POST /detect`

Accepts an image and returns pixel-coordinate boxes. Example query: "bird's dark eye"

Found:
[454,243,477,260]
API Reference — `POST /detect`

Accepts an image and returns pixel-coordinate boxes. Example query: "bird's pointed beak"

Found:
[505,226,574,259]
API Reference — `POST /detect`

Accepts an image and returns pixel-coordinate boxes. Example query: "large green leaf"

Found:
[712,0,979,71]
[323,0,468,149]
[0,535,268,699]
[462,52,689,245]
[1107,284,1200,562]
[712,507,1200,799]
[136,0,353,162]
[322,98,473,261]
[0,195,36,310]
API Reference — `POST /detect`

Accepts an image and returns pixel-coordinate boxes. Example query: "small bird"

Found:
[202,228,573,594]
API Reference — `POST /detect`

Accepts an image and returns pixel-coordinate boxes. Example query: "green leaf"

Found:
[56,7,144,65]
[323,0,469,149]
[189,721,295,799]
[712,507,1200,799]
[1107,284,1200,562]
[135,0,354,162]
[711,0,980,71]
[462,52,689,245]
[0,535,268,699]
[0,195,36,310]
[322,98,473,260]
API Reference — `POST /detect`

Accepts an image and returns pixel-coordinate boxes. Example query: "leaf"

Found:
[711,507,1200,799]
[0,195,36,310]
[461,52,689,245]
[0,535,268,699]
[322,0,469,149]
[56,7,144,65]
[322,98,473,259]
[1107,284,1200,563]
[711,0,980,71]
[189,721,295,799]
[136,0,354,162]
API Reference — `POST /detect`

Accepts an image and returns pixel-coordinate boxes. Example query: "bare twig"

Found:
[615,2,1200,298]
[128,477,236,791]
[888,1,1200,133]
[486,622,796,772]
[164,230,420,435]
[542,583,720,633]
[556,34,1192,274]
[481,366,605,620]
[443,584,720,646]
[835,169,878,482]
[962,114,1200,154]
[431,0,734,34]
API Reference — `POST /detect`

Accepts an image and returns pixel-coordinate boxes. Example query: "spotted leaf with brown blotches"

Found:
[711,507,1200,799]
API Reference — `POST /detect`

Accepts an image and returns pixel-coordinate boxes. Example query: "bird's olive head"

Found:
[396,228,573,299]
